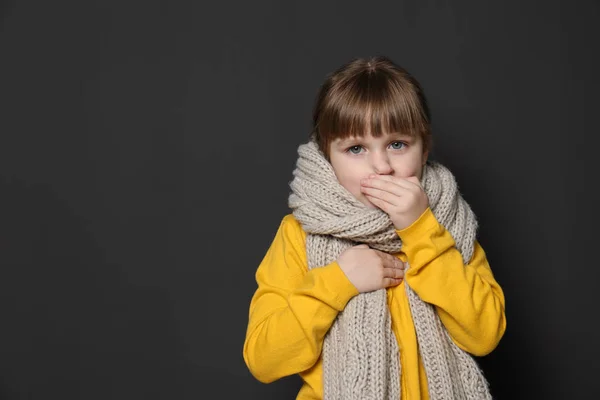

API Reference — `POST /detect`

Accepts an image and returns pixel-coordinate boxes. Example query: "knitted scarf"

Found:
[288,140,492,400]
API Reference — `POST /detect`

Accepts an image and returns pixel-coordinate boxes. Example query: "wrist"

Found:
[395,207,438,242]
[392,207,429,230]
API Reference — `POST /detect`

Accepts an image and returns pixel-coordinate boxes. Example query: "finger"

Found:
[369,175,421,190]
[364,194,391,213]
[379,252,405,269]
[383,267,405,279]
[383,277,403,287]
[361,176,408,197]
[364,194,389,208]
[361,187,399,206]
[354,244,369,249]
[404,176,422,187]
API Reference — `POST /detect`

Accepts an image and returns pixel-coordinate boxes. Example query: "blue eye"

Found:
[390,141,406,150]
[348,145,363,154]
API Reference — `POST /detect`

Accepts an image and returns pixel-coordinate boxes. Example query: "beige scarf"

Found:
[288,141,492,400]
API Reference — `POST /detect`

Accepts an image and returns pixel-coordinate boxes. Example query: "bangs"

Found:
[312,57,431,157]
[318,71,428,141]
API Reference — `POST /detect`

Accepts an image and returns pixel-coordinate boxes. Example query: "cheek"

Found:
[392,156,424,178]
[336,169,361,192]
[335,166,368,197]
[392,166,418,178]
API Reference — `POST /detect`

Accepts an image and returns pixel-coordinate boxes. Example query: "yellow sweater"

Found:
[243,207,506,399]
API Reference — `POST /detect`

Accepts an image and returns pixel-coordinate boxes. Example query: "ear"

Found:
[422,149,429,166]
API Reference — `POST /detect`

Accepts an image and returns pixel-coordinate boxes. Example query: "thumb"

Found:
[354,244,369,249]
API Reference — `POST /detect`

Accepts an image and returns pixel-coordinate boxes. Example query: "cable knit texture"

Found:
[288,141,492,400]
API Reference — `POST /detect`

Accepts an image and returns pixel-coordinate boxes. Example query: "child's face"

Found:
[329,131,428,209]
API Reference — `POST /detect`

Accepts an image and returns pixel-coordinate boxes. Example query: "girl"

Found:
[243,56,506,400]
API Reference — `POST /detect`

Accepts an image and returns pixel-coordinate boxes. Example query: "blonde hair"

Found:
[311,56,432,158]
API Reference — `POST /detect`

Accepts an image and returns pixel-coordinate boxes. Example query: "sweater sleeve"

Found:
[397,208,507,356]
[243,214,359,383]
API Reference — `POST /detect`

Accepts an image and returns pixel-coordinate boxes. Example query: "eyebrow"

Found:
[335,133,413,147]
[335,138,358,147]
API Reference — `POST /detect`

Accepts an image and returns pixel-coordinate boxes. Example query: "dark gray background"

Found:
[0,0,597,399]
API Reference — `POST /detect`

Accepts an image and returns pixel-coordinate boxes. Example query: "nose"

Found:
[371,152,394,175]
